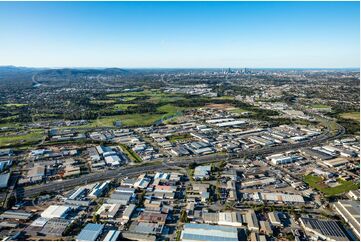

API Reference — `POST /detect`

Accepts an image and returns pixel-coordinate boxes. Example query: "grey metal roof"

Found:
[76,223,104,241]
[182,223,238,241]
[0,173,10,188]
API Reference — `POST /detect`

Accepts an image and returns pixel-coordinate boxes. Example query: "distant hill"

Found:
[0,66,132,82]
[38,67,130,76]
[0,65,45,75]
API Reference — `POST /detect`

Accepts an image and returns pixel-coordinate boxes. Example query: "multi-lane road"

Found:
[15,122,345,199]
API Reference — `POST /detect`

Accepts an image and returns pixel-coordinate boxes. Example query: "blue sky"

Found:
[0,1,359,68]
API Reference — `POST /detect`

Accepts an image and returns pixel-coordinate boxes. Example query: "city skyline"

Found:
[0,1,359,68]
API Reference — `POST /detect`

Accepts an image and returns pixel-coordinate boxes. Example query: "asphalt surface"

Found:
[15,122,345,198]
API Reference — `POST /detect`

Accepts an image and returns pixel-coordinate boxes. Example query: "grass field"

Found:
[304,175,359,196]
[107,89,185,103]
[119,144,142,163]
[88,113,165,127]
[340,112,360,122]
[0,130,44,147]
[168,133,192,143]
[310,104,331,109]
[113,103,138,110]
[3,103,28,108]
[157,104,186,114]
[90,100,116,104]
[229,108,250,114]
[0,123,21,128]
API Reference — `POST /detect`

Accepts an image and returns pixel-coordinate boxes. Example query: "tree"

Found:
[92,214,100,223]
[180,210,189,223]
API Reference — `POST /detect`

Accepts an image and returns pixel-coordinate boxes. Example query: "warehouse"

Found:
[103,230,121,241]
[181,223,239,241]
[39,218,71,236]
[0,210,33,221]
[193,165,211,180]
[96,203,121,219]
[218,212,244,227]
[249,136,274,146]
[242,177,276,188]
[89,181,110,198]
[104,155,122,166]
[333,200,360,239]
[301,148,334,160]
[122,204,136,224]
[215,120,246,128]
[134,175,151,189]
[323,157,349,168]
[206,118,234,124]
[0,172,10,189]
[299,217,349,241]
[245,210,259,232]
[107,191,133,205]
[41,205,71,219]
[266,153,302,165]
[267,212,282,227]
[76,223,104,241]
[68,187,87,200]
[252,192,304,204]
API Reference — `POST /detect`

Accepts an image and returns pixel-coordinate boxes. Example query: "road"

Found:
[15,121,345,199]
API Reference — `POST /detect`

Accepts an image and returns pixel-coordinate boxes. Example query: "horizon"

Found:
[0,1,359,68]
[1,65,360,70]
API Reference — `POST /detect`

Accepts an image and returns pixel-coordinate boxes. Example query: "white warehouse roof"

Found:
[41,205,70,219]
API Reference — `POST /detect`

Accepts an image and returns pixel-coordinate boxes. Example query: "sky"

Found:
[0,1,359,68]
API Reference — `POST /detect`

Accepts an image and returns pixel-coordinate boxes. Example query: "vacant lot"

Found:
[0,130,44,148]
[340,112,360,122]
[310,104,331,109]
[304,175,359,196]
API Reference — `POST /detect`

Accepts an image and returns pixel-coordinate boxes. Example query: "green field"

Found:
[157,104,186,114]
[229,108,250,114]
[113,103,138,110]
[0,123,21,128]
[107,89,185,103]
[168,133,192,143]
[90,100,116,104]
[0,130,44,147]
[3,103,28,108]
[310,104,331,109]
[304,175,359,196]
[340,112,360,122]
[119,144,142,163]
[87,113,164,127]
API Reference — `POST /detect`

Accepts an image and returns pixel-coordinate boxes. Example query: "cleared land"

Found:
[168,133,193,143]
[310,104,331,109]
[303,175,359,197]
[0,130,44,147]
[340,112,360,122]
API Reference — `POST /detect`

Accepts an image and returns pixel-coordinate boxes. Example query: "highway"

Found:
[16,122,345,198]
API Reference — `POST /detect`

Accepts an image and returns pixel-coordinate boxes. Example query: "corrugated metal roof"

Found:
[103,230,120,241]
[76,223,104,241]
[182,223,238,241]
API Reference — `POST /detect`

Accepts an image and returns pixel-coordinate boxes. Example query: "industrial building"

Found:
[193,165,211,180]
[266,153,302,165]
[76,223,104,241]
[103,230,121,241]
[181,223,239,241]
[41,205,71,219]
[299,217,350,241]
[252,192,304,204]
[96,203,121,219]
[333,200,360,239]
[0,172,10,189]
[122,204,136,224]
